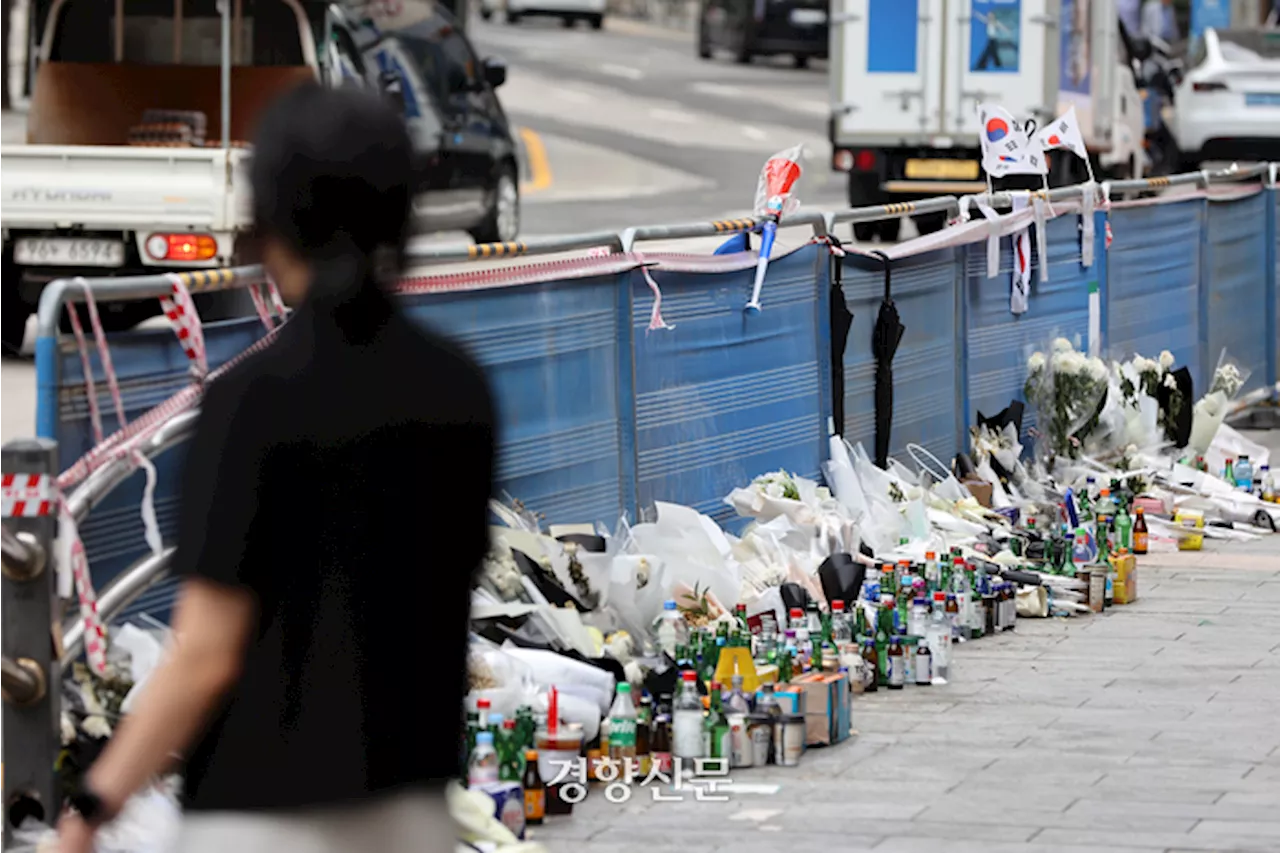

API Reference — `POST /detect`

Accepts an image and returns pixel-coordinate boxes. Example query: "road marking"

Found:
[692,81,743,98]
[600,62,644,80]
[517,127,553,194]
[648,107,696,123]
[555,88,593,104]
[741,125,768,140]
[731,808,784,821]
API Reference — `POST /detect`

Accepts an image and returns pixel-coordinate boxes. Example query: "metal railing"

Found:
[10,161,1278,838]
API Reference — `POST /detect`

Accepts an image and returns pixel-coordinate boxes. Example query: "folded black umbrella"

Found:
[870,251,904,469]
[779,582,812,614]
[829,254,855,436]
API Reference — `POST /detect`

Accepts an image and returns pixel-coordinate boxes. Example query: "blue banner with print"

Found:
[971,0,1021,73]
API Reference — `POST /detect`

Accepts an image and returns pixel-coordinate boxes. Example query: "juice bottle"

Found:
[1133,507,1149,554]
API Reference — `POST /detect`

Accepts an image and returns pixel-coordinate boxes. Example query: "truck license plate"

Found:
[14,238,126,267]
[789,8,826,25]
[1245,93,1280,107]
[905,159,980,180]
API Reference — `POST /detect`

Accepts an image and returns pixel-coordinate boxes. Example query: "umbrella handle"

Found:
[871,249,892,302]
[745,220,777,314]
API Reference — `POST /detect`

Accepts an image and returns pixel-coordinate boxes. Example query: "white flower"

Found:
[1130,355,1156,375]
[764,481,785,499]
[1027,352,1046,372]
[1125,444,1138,456]
[1159,350,1174,369]
[1052,337,1074,354]
[1163,372,1178,390]
[1088,358,1108,381]
[1063,351,1087,375]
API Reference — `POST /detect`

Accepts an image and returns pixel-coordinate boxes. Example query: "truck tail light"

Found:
[146,233,217,262]
[854,149,877,171]
[1192,81,1227,92]
[833,149,854,171]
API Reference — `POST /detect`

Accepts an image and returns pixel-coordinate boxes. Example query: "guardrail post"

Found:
[2,438,61,844]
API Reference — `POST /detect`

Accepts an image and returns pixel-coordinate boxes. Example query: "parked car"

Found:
[1173,27,1280,166]
[479,0,605,29]
[696,0,828,67]
[353,5,521,244]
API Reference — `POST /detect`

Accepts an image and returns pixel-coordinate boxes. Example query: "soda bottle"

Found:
[1115,504,1133,551]
[650,710,673,774]
[523,750,545,825]
[672,671,704,759]
[636,693,653,776]
[945,593,960,644]
[924,551,939,591]
[608,683,638,765]
[499,719,524,782]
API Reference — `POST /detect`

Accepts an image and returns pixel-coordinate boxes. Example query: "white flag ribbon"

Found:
[1032,195,1049,283]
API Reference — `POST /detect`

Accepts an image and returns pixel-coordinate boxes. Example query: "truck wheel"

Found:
[588,13,603,28]
[913,212,946,235]
[852,223,876,242]
[877,218,902,243]
[505,10,521,23]
[793,55,810,69]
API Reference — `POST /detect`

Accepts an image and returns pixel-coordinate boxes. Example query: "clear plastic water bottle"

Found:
[656,600,686,658]
[1235,455,1254,493]
[909,598,929,638]
[468,731,499,787]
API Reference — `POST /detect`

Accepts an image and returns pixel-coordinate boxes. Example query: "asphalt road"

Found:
[469,16,849,237]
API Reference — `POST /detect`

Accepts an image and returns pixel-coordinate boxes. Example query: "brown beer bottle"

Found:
[1133,507,1149,555]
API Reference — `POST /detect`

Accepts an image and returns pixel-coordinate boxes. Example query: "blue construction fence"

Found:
[36,187,1279,618]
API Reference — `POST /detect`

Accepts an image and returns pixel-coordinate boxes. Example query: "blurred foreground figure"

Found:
[58,85,495,853]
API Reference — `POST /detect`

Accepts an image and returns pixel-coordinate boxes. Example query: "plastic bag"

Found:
[753,144,805,220]
[1190,349,1253,455]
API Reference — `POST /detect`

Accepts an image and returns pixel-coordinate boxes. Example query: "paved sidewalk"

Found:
[532,511,1280,851]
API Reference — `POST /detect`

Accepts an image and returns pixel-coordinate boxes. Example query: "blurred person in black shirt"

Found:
[59,84,494,852]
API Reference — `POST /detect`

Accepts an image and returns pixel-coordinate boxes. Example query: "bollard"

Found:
[1,438,61,844]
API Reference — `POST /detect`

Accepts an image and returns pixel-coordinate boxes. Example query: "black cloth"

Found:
[173,282,494,812]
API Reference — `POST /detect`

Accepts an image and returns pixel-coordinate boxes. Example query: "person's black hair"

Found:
[250,83,415,334]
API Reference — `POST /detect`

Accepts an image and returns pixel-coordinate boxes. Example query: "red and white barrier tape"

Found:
[67,279,130,445]
[1,472,55,517]
[633,253,674,332]
[246,280,288,331]
[58,320,285,491]
[3,472,108,674]
[65,305,107,446]
[58,504,109,675]
[161,274,208,377]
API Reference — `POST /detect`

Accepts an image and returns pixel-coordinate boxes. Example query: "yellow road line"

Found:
[518,127,553,194]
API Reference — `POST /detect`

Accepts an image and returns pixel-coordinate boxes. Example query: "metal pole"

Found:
[220,0,231,150]
[1,439,60,844]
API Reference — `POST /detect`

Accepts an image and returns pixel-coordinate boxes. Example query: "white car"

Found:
[479,0,605,28]
[1173,27,1280,166]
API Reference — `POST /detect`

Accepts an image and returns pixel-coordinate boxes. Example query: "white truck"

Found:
[0,0,376,351]
[829,0,1146,241]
